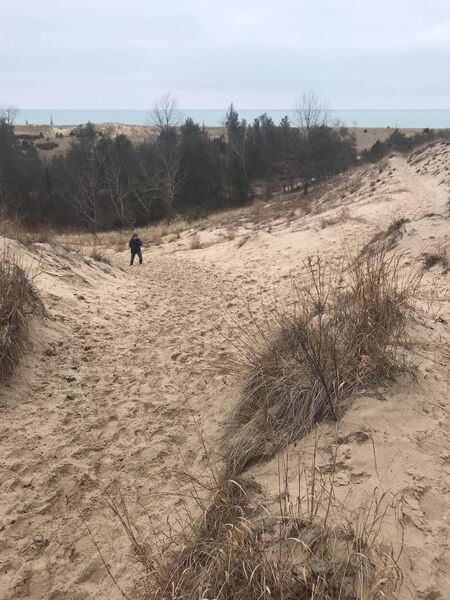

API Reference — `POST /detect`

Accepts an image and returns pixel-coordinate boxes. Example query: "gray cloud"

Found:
[1,0,449,107]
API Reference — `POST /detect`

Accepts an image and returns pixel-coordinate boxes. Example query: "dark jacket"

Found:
[129,237,142,253]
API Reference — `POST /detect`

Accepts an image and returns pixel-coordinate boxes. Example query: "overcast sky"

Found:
[1,0,450,109]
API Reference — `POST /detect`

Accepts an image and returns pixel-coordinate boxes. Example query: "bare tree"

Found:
[68,131,104,233]
[102,137,137,228]
[294,92,330,194]
[0,106,19,127]
[150,93,181,133]
[70,161,102,234]
[147,154,183,222]
[295,92,329,134]
[148,94,183,221]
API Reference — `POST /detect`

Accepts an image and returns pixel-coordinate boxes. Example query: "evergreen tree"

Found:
[224,104,251,205]
[179,118,224,216]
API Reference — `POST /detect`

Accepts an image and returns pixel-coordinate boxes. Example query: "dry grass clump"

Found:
[222,249,420,475]
[225,227,236,241]
[23,223,56,244]
[189,232,202,250]
[0,219,55,244]
[57,229,128,251]
[320,208,351,229]
[421,245,449,272]
[89,245,112,265]
[0,248,41,380]
[111,445,401,600]
[358,218,410,258]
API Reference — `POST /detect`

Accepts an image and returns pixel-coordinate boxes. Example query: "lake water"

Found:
[14,109,450,128]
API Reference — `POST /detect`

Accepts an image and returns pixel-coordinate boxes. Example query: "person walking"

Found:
[129,232,143,265]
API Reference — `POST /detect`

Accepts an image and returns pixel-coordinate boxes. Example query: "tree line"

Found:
[2,94,434,233]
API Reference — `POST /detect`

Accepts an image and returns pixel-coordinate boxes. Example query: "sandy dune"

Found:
[0,143,449,599]
[14,122,428,158]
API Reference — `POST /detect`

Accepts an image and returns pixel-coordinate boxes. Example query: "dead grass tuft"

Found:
[0,247,41,381]
[421,245,449,272]
[320,208,351,229]
[222,249,421,475]
[109,441,402,600]
[189,232,202,250]
[0,219,56,245]
[89,246,112,265]
[24,223,56,244]
[358,218,410,258]
[225,227,236,241]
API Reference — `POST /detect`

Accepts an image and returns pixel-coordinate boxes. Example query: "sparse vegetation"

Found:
[225,227,236,241]
[110,441,402,600]
[362,128,438,163]
[222,249,420,475]
[358,217,410,258]
[319,208,350,229]
[0,218,57,245]
[89,245,112,265]
[421,246,449,272]
[35,141,59,150]
[189,232,202,249]
[0,247,40,380]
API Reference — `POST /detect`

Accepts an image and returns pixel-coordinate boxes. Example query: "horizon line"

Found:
[16,107,450,112]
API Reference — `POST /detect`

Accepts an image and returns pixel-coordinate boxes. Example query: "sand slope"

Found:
[0,142,449,599]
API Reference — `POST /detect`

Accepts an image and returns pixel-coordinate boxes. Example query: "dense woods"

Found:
[0,99,437,232]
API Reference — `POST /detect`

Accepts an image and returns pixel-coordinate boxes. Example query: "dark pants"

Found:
[130,250,142,265]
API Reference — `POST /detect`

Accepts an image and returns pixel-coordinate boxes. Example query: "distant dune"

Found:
[14,122,430,158]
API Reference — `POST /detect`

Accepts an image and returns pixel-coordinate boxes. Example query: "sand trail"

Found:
[0,251,236,599]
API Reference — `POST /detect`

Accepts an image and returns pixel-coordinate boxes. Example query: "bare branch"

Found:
[295,92,330,133]
[150,93,181,132]
[0,106,19,127]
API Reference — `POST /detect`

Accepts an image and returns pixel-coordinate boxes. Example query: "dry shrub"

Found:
[358,218,410,258]
[110,443,401,600]
[225,227,236,241]
[24,223,56,244]
[147,224,169,246]
[189,232,202,250]
[172,225,184,239]
[89,245,112,265]
[151,232,163,246]
[56,230,128,251]
[421,245,449,272]
[237,234,251,248]
[0,248,41,380]
[320,208,350,229]
[223,249,420,475]
[0,219,55,244]
[113,242,125,253]
[320,216,337,229]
